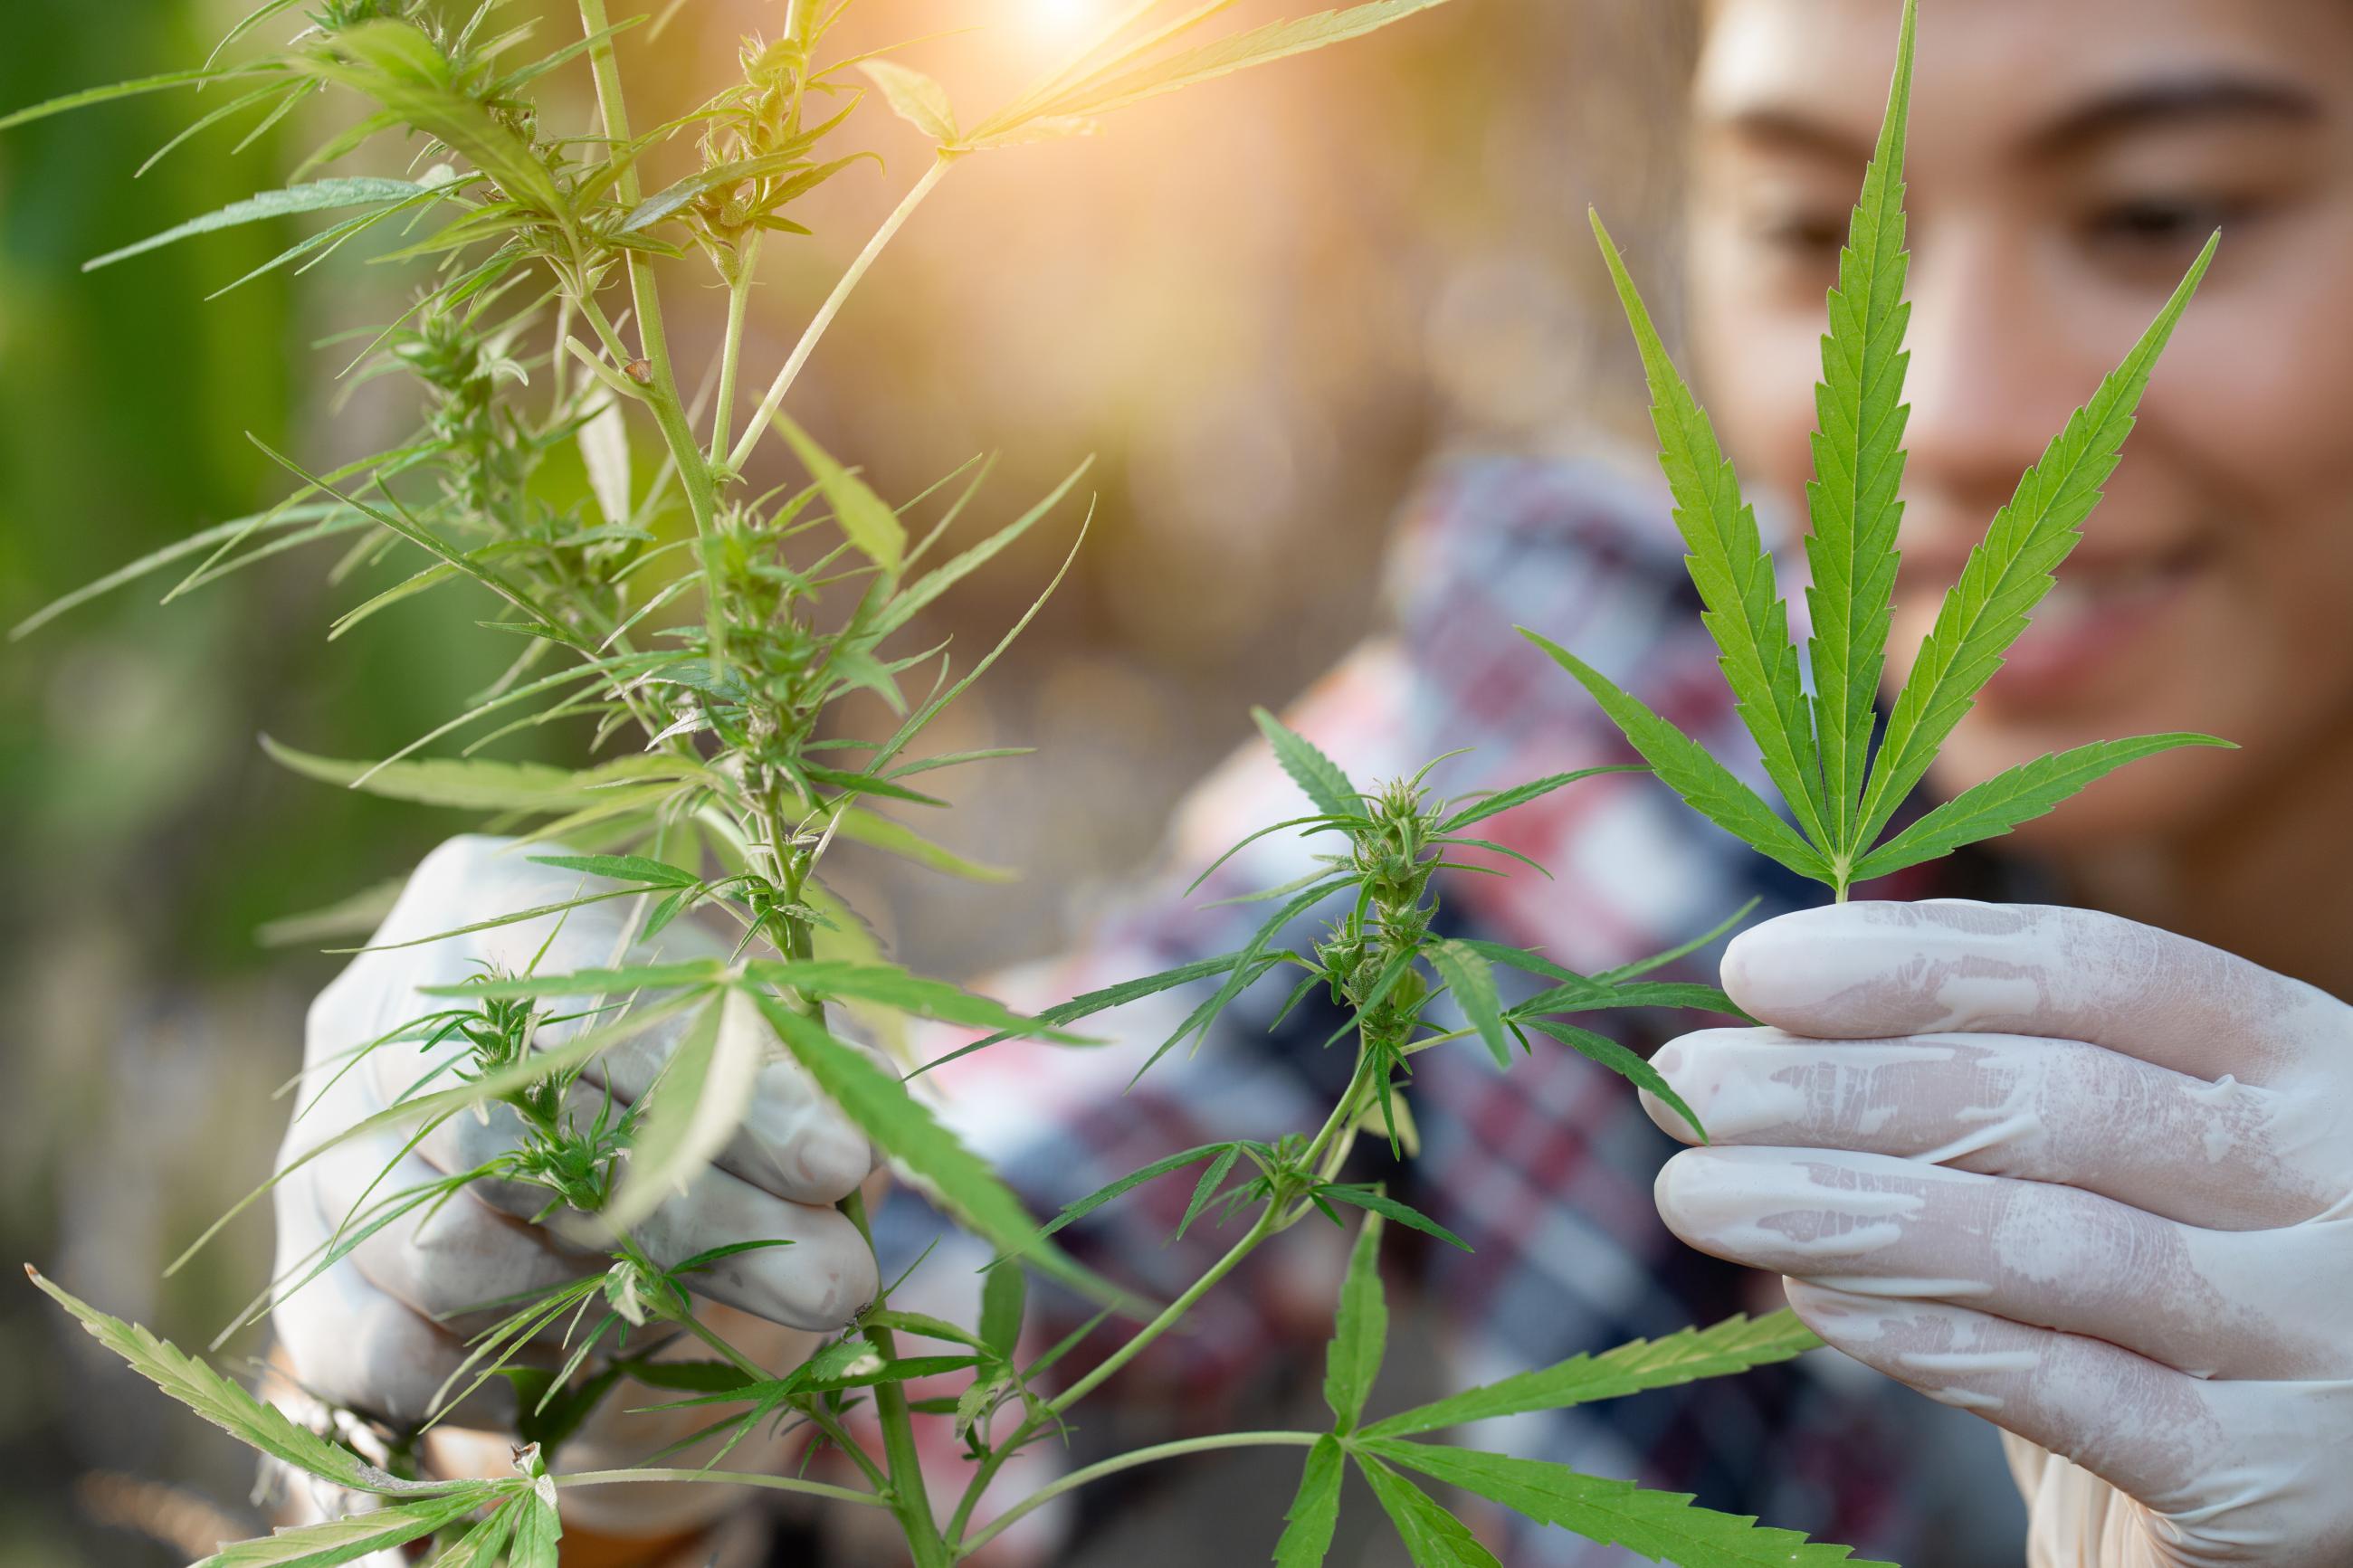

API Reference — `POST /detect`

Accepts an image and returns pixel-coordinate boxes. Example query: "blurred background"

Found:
[0,0,1695,1559]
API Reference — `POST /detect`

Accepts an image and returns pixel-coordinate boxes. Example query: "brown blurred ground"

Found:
[0,1,1692,1560]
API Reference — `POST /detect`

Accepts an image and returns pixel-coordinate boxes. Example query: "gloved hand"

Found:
[1641,899,2353,1566]
[272,835,881,1537]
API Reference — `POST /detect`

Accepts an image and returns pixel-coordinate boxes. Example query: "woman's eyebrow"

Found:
[1702,73,2323,169]
[2025,73,2323,157]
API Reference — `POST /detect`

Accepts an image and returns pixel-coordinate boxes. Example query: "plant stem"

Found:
[726,156,955,473]
[953,1431,1324,1557]
[576,0,729,679]
[710,236,761,468]
[556,1468,886,1508]
[670,1309,773,1385]
[944,1209,1279,1544]
[843,1188,953,1567]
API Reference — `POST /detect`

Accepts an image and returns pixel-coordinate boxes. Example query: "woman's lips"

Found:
[1895,542,2212,706]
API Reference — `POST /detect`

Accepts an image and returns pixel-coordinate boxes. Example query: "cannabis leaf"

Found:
[1803,0,1914,855]
[195,1492,502,1567]
[861,59,958,144]
[746,989,1137,1311]
[1324,1209,1387,1432]
[1363,1310,1820,1439]
[1358,1453,1504,1567]
[606,992,755,1231]
[1586,212,1827,852]
[1362,1442,1893,1567]
[26,1268,463,1498]
[1253,706,1364,819]
[1273,1435,1348,1568]
[1525,0,2230,898]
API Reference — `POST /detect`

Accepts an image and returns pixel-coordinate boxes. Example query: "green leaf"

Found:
[620,151,876,233]
[508,1486,561,1568]
[770,413,906,574]
[1517,630,1830,883]
[83,175,452,272]
[1037,1143,1229,1238]
[1517,1017,1705,1143]
[255,875,408,948]
[1318,1185,1470,1251]
[527,853,700,888]
[1251,707,1362,818]
[859,1310,989,1351]
[745,990,1137,1312]
[1324,1208,1387,1431]
[425,961,729,999]
[0,63,281,132]
[834,807,1015,883]
[608,993,757,1231]
[1425,938,1510,1068]
[1361,1441,1891,1567]
[860,59,958,142]
[876,459,1094,638]
[1802,0,1916,858]
[1357,1455,1502,1568]
[1855,230,2219,852]
[621,1360,756,1393]
[261,736,691,811]
[1443,938,1598,993]
[423,1504,519,1568]
[807,1354,977,1392]
[1175,1144,1243,1240]
[800,763,947,808]
[743,958,1088,1042]
[195,1491,500,1567]
[294,21,564,215]
[1515,980,1739,1020]
[8,503,357,642]
[26,1268,457,1498]
[1144,875,1356,1076]
[1024,953,1249,1030]
[247,437,579,642]
[1364,1310,1823,1439]
[1590,210,1827,850]
[1273,1435,1347,1568]
[1852,732,2234,882]
[980,1258,1026,1359]
[1436,765,1646,833]
[1034,0,1455,123]
[1596,897,1761,984]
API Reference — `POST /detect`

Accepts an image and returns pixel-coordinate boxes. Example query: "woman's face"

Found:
[1687,0,2353,851]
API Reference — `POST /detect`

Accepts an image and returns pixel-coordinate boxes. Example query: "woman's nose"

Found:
[1900,225,2093,521]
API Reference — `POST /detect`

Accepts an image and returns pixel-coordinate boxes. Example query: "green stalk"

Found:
[726,155,956,473]
[953,1431,1323,1557]
[944,1044,1379,1542]
[556,1468,886,1508]
[944,1208,1281,1544]
[710,236,761,468]
[576,0,729,679]
[843,1188,953,1567]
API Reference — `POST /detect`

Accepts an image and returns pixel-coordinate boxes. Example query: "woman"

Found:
[274,0,2353,1562]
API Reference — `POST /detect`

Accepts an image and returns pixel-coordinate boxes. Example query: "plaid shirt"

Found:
[851,453,2018,1566]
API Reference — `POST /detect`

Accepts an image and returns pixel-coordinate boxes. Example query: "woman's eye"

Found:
[2085,194,2244,252]
[1749,209,1846,256]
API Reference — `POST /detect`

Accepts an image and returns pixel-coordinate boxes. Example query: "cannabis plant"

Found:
[7,0,2214,1563]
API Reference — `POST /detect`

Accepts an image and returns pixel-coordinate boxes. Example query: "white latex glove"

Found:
[1641,900,2353,1567]
[272,835,881,1536]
